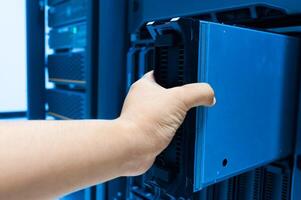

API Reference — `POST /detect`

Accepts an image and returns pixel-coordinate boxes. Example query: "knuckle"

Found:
[130,81,141,91]
[201,83,215,98]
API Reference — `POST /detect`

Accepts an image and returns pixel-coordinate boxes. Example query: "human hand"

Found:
[118,71,215,176]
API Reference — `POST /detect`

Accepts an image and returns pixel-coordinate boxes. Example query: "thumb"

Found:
[171,83,216,109]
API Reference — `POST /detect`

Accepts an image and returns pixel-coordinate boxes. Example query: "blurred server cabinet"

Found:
[45,0,128,199]
[46,0,98,120]
[45,0,99,199]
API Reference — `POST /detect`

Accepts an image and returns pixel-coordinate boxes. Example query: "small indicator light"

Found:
[72,27,77,34]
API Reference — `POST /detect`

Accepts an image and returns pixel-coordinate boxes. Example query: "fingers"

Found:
[172,83,215,109]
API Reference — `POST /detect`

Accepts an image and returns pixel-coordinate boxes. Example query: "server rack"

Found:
[45,0,98,120]
[125,19,300,199]
[47,0,99,198]
[26,0,99,198]
[27,0,128,199]
[124,0,301,199]
[26,0,301,199]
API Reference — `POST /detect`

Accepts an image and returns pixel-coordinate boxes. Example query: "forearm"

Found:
[0,120,130,200]
[0,72,215,200]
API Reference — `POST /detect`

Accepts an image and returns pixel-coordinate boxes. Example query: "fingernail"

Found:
[211,97,216,106]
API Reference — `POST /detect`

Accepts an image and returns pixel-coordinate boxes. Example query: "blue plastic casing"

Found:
[194,21,300,191]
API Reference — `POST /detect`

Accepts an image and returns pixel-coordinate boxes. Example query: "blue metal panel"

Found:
[194,21,300,190]
[97,0,129,198]
[97,0,128,119]
[95,184,105,200]
[129,0,301,31]
[85,0,99,119]
[26,0,46,119]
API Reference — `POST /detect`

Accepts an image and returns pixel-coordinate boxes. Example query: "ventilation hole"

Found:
[223,159,228,167]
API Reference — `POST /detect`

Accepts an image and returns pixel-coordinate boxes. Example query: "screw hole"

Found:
[222,158,228,167]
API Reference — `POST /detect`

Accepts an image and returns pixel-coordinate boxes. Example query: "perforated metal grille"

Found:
[154,45,186,173]
[281,174,290,200]
[234,168,263,200]
[227,178,235,200]
[252,168,263,200]
[156,47,168,86]
[213,163,292,200]
[47,89,86,119]
[48,0,87,27]
[48,51,86,83]
[177,46,184,84]
[237,174,248,199]
[263,171,274,200]
[155,46,171,170]
[49,23,87,50]
[263,167,291,200]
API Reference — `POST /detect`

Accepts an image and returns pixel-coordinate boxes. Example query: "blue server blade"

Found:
[49,23,87,50]
[194,21,300,190]
[46,88,87,119]
[47,51,86,85]
[48,0,87,27]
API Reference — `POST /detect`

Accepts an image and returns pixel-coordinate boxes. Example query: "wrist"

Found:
[115,118,154,176]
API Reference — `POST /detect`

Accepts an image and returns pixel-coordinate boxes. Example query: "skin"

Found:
[0,72,215,200]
